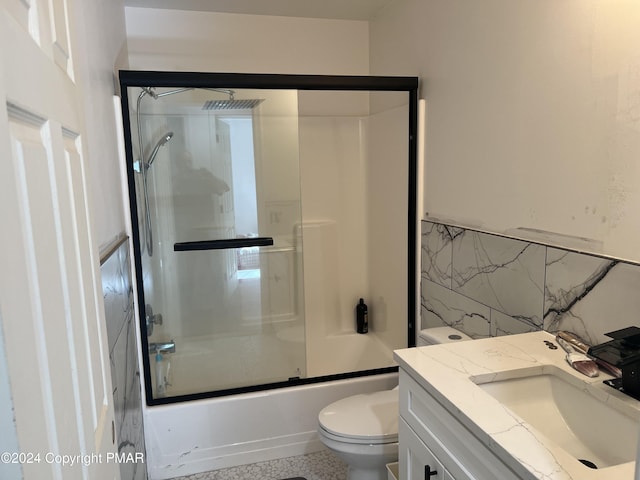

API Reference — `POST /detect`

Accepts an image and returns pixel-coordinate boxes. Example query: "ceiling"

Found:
[122,0,395,21]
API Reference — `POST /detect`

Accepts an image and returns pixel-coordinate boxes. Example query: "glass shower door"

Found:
[128,86,306,399]
[121,72,418,406]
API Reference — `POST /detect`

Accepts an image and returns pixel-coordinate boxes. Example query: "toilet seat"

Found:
[318,425,398,445]
[318,390,398,444]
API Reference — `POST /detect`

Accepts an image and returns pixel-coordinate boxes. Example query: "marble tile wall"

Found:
[101,238,148,480]
[421,220,640,346]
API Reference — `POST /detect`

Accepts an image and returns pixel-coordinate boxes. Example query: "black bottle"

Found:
[356,298,368,334]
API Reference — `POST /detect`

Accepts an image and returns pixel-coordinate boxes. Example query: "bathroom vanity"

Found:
[393,331,640,480]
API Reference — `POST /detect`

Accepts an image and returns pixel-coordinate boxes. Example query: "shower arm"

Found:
[152,87,235,99]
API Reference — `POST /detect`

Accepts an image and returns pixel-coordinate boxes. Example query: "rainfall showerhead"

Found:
[202,98,264,110]
[146,131,174,168]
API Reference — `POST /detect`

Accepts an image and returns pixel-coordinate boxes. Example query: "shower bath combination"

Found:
[119,71,417,407]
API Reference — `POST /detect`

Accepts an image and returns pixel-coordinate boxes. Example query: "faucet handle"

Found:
[145,304,163,336]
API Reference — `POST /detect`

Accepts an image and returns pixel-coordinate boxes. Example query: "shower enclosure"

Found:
[119,71,418,404]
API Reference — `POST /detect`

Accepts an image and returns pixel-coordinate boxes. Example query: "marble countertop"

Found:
[394,331,640,480]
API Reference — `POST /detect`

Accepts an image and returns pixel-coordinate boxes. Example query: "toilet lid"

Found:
[318,390,398,442]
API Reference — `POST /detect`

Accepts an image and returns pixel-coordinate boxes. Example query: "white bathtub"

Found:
[144,372,398,479]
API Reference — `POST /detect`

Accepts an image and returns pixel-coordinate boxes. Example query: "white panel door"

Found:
[0,0,119,479]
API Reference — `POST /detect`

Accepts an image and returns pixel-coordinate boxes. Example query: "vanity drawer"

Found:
[399,370,525,480]
[400,418,452,480]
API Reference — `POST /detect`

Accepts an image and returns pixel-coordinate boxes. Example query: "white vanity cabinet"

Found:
[395,332,640,480]
[398,369,523,480]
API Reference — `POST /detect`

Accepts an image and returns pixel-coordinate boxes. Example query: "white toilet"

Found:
[317,326,472,480]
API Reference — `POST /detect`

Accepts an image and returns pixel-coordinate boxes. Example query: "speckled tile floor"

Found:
[169,450,348,480]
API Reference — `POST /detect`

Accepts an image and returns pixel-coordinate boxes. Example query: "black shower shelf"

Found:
[174,237,274,252]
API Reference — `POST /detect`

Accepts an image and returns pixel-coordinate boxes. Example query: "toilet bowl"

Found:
[318,389,398,480]
[317,326,471,480]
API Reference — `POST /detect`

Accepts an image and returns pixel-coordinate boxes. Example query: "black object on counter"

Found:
[588,326,640,399]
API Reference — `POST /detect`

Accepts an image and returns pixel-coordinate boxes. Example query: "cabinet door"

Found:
[400,418,452,480]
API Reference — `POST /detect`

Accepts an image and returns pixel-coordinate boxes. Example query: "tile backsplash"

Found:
[421,220,640,347]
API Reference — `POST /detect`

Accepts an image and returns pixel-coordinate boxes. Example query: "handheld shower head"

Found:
[140,130,173,258]
[146,132,174,168]
[158,131,174,146]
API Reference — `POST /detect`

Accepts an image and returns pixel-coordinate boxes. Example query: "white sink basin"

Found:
[476,367,638,469]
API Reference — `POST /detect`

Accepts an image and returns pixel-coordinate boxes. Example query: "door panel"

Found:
[0,0,119,478]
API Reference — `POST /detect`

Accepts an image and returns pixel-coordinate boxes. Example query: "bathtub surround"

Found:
[101,237,147,480]
[421,220,640,346]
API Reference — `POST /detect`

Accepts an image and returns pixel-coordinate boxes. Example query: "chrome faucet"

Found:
[148,340,175,354]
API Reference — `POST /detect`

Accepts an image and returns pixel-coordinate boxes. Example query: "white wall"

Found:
[125,7,369,75]
[71,0,129,247]
[370,0,640,262]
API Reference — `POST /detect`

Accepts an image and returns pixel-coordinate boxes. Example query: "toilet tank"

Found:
[417,326,472,346]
